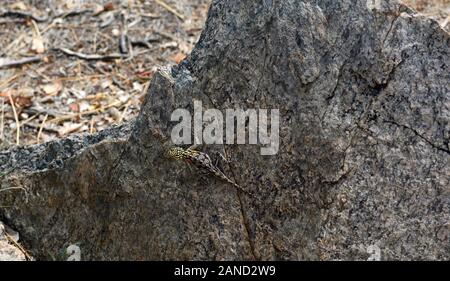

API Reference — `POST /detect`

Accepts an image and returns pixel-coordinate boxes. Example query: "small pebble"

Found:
[112,28,120,36]
[109,107,121,121]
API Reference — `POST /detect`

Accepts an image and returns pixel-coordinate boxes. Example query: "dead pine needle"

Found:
[89,118,95,134]
[0,99,4,141]
[7,93,20,145]
[0,56,42,69]
[0,73,20,89]
[53,9,92,19]
[4,232,33,261]
[0,10,48,22]
[56,48,126,61]
[36,114,48,144]
[118,102,130,123]
[49,99,124,124]
[0,186,26,193]
[155,0,185,21]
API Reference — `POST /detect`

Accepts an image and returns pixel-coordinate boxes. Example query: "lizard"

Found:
[165,146,253,196]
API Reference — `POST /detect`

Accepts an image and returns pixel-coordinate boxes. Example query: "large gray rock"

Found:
[0,0,449,260]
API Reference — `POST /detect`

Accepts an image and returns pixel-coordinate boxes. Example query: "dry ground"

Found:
[403,0,450,24]
[0,0,448,149]
[0,0,210,148]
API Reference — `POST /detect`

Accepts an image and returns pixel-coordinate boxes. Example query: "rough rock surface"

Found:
[0,0,449,260]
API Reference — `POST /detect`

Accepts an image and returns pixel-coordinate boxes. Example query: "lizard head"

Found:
[165,147,186,160]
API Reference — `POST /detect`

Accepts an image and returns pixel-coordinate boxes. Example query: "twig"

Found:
[0,99,4,141]
[100,12,115,28]
[119,33,130,54]
[130,40,151,49]
[124,48,156,62]
[20,113,38,127]
[7,93,20,145]
[89,117,95,134]
[141,13,160,19]
[22,121,58,134]
[154,0,185,20]
[54,74,111,83]
[41,20,56,34]
[131,37,160,49]
[31,19,41,37]
[0,10,48,22]
[0,186,26,192]
[36,114,48,143]
[53,9,92,19]
[49,99,125,123]
[0,56,42,69]
[4,232,33,261]
[56,48,126,61]
[0,186,29,205]
[23,107,60,118]
[155,30,180,42]
[441,15,450,29]
[0,73,20,90]
[119,12,130,54]
[128,17,141,28]
[2,32,26,56]
[118,101,130,123]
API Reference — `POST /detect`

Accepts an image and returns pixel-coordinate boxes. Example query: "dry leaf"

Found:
[101,80,112,89]
[109,107,121,121]
[93,2,114,16]
[14,96,33,108]
[58,123,83,137]
[161,41,178,49]
[104,2,115,12]
[64,0,76,9]
[136,70,153,79]
[79,101,90,112]
[0,89,16,98]
[42,82,62,95]
[0,92,12,99]
[10,2,27,10]
[132,82,143,92]
[0,90,31,108]
[169,53,186,64]
[68,103,80,113]
[178,41,191,54]
[92,4,105,15]
[31,37,45,54]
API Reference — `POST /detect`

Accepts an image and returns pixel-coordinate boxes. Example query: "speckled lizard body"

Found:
[166,146,252,196]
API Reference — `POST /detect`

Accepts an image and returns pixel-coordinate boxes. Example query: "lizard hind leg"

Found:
[188,144,200,150]
[188,134,203,151]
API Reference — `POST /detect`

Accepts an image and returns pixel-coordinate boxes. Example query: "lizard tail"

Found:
[229,179,253,196]
[214,169,253,196]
